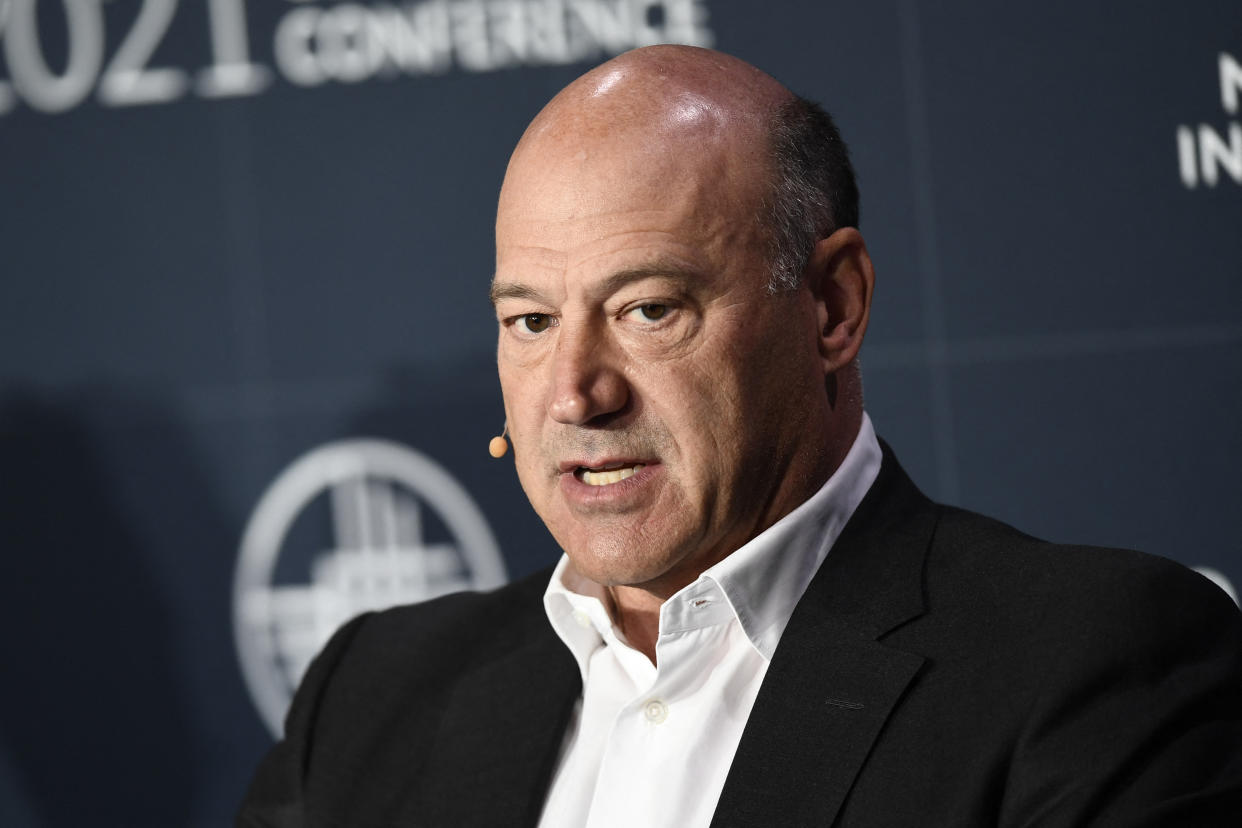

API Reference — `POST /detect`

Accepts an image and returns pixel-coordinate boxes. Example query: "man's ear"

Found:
[803,227,875,374]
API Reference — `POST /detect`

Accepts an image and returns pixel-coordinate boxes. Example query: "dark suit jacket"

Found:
[238,450,1242,827]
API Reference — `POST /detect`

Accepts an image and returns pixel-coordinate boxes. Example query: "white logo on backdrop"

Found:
[234,438,506,737]
[0,0,715,117]
[1176,51,1242,188]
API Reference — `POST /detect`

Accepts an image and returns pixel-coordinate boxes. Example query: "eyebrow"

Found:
[488,281,545,306]
[489,260,703,307]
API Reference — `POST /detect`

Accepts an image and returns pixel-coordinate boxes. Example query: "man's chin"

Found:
[560,543,704,599]
[563,550,669,588]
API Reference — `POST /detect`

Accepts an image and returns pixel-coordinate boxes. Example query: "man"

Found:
[239,46,1242,827]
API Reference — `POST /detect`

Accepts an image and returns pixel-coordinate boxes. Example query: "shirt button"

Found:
[573,609,592,629]
[643,699,669,724]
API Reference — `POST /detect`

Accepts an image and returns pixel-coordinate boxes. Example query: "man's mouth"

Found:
[575,462,646,486]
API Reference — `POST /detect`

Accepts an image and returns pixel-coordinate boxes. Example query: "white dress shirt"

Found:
[538,414,882,828]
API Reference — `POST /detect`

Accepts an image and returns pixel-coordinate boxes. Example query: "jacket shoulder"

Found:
[340,564,558,680]
[236,565,564,826]
[930,505,1237,615]
[880,506,1242,826]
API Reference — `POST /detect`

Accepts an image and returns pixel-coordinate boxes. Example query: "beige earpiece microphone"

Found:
[488,423,509,458]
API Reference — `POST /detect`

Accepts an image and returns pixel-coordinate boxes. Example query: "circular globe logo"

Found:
[233,438,506,737]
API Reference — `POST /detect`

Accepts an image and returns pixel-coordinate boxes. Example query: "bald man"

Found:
[239,47,1242,828]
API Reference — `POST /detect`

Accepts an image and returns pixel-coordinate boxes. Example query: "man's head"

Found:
[491,46,875,599]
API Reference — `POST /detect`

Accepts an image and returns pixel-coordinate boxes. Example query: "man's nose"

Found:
[547,325,628,425]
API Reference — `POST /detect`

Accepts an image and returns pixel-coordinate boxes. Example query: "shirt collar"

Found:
[543,413,882,673]
[695,413,881,660]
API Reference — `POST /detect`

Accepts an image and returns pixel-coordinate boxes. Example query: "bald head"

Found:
[518,45,790,153]
[500,48,785,251]
[499,46,859,292]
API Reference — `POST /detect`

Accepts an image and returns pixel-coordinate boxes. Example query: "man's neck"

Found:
[606,584,663,663]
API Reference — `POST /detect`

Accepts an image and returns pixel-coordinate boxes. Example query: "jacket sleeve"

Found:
[1000,559,1242,827]
[235,611,374,828]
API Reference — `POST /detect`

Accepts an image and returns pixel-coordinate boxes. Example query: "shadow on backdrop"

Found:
[0,389,207,827]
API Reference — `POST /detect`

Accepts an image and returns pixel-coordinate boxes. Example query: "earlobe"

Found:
[805,227,875,374]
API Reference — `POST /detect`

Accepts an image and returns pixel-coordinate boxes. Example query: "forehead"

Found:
[495,126,770,292]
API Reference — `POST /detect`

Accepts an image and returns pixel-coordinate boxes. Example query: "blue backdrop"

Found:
[2,1,1239,824]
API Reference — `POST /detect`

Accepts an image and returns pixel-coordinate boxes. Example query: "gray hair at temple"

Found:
[765,96,861,293]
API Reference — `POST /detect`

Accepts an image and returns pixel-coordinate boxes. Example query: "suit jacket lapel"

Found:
[712,447,937,827]
[417,598,581,828]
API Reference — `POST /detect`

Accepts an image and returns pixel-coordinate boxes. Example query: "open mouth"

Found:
[575,462,646,486]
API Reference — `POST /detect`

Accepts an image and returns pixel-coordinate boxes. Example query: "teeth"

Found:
[580,464,644,486]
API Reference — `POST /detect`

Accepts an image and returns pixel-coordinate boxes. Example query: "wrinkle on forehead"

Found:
[499,139,745,237]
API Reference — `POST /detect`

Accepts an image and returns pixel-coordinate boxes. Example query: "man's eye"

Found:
[628,304,668,322]
[517,313,553,333]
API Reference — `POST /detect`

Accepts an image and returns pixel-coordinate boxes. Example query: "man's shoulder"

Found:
[279,565,559,717]
[931,504,1220,593]
[368,563,553,630]
[340,564,557,671]
[853,450,1236,628]
[239,565,575,824]
[920,504,1240,647]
